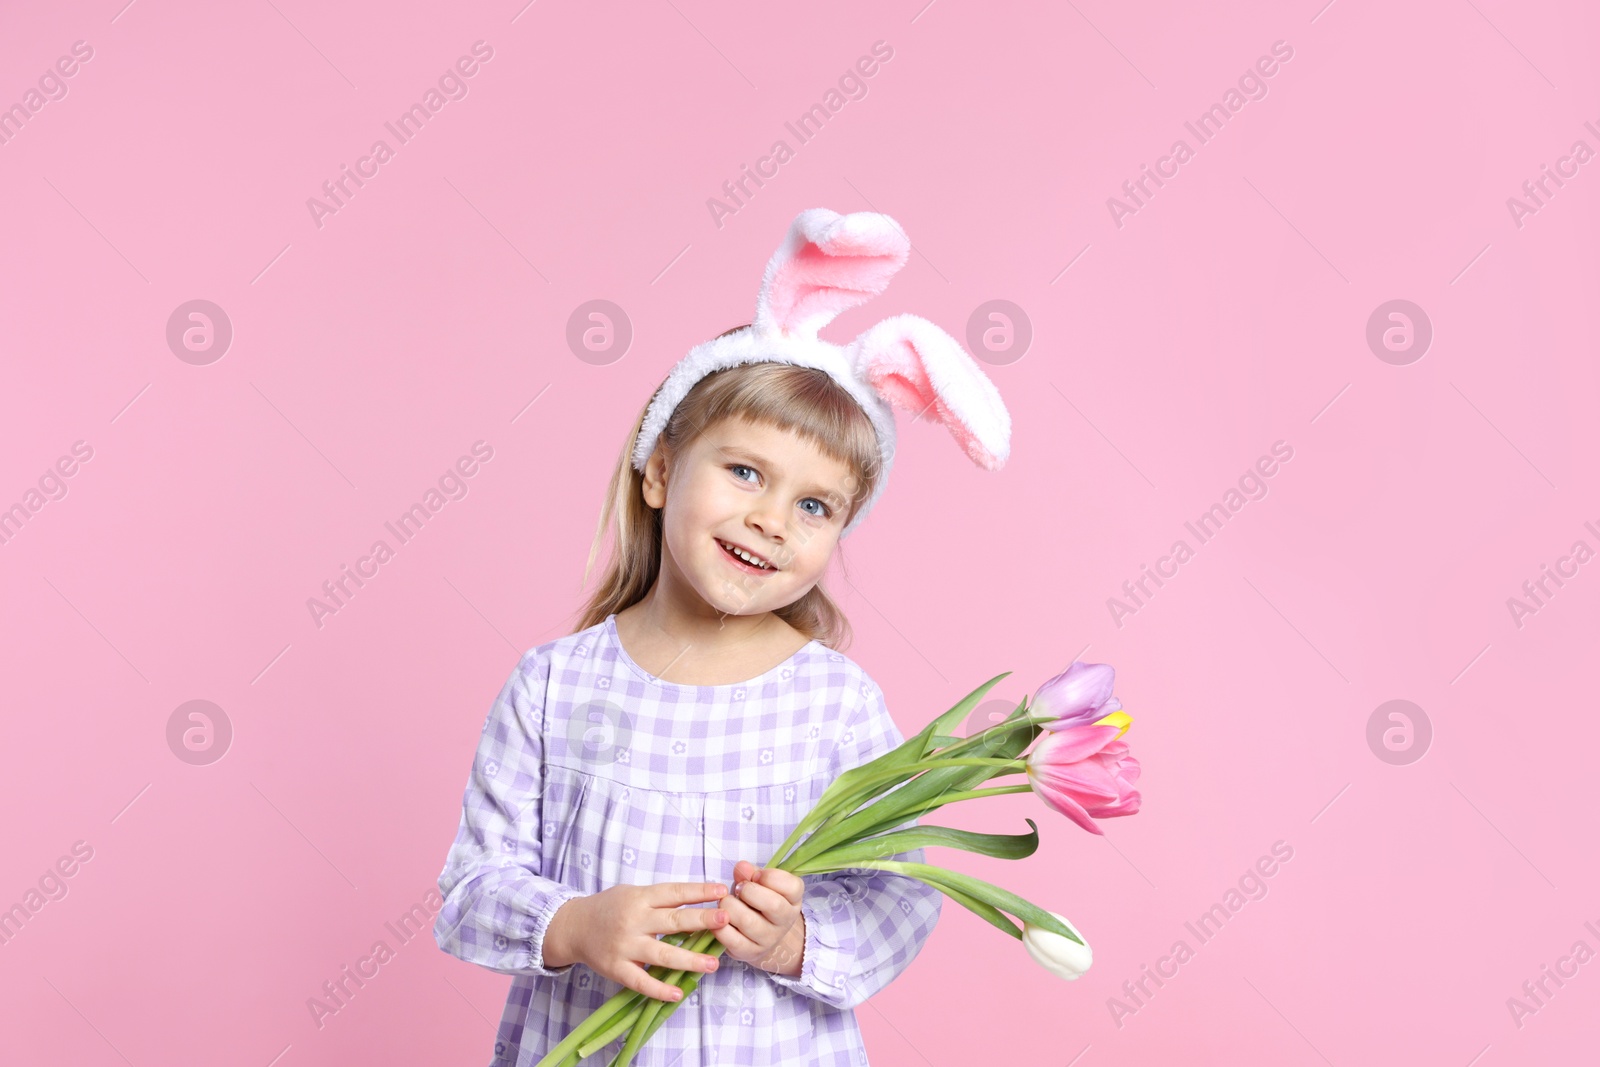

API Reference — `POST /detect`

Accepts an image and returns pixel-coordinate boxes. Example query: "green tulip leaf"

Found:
[804,743,1038,855]
[847,860,1082,944]
[836,671,1010,796]
[773,676,1011,866]
[797,820,1040,870]
[917,671,1012,759]
[924,878,1023,940]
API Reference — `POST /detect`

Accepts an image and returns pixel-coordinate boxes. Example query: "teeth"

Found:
[721,540,771,569]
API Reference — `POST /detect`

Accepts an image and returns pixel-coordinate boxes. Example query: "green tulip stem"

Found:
[785,771,1034,870]
[817,858,1085,946]
[609,932,732,1067]
[766,682,1034,870]
[768,791,862,869]
[868,783,1036,824]
[576,1003,649,1057]
[613,996,668,1067]
[538,698,1056,1065]
[534,989,647,1067]
[534,932,729,1067]
[930,717,1051,760]
[765,756,1024,869]
[829,757,1025,796]
[781,713,1048,868]
[805,783,1039,869]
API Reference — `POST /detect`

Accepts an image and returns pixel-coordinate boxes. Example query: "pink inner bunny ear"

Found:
[850,314,1012,471]
[753,209,912,339]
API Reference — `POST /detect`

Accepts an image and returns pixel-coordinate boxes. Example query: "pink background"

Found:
[2,1,1596,1064]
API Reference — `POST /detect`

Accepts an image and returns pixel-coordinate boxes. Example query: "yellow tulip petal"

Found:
[1093,710,1132,739]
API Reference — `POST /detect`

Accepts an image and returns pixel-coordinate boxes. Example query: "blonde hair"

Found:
[574,327,883,650]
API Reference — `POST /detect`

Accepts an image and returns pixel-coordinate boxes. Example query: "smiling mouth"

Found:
[715,537,776,571]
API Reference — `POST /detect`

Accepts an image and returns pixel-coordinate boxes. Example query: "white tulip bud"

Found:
[1022,911,1092,980]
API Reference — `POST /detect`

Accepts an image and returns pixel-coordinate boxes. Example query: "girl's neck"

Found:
[613,587,811,686]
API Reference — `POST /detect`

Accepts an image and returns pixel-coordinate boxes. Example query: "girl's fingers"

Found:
[645,903,729,936]
[720,891,776,942]
[649,938,722,975]
[732,863,804,905]
[710,915,760,957]
[757,868,805,904]
[639,882,730,935]
[731,877,788,918]
[620,961,689,1003]
[649,881,729,907]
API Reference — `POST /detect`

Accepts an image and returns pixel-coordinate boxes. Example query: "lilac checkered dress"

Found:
[434,613,943,1066]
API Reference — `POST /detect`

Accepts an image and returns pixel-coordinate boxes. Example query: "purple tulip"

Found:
[1032,661,1121,731]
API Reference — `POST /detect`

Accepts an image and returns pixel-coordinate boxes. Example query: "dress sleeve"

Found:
[764,679,943,1010]
[433,648,586,977]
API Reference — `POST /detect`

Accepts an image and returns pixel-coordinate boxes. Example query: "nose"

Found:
[746,498,786,542]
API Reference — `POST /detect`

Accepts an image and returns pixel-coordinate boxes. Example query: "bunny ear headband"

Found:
[630,207,1012,537]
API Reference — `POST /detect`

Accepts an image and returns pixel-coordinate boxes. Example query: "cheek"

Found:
[784,528,839,575]
[657,507,710,579]
[661,477,717,538]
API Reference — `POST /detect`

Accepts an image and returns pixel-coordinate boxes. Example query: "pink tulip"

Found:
[1025,712,1142,835]
[1032,661,1122,731]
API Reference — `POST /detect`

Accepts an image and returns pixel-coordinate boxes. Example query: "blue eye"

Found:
[728,464,831,519]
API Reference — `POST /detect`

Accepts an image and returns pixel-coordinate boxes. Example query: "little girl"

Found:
[433,208,1013,1067]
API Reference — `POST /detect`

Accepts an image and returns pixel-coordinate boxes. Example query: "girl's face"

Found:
[643,416,857,618]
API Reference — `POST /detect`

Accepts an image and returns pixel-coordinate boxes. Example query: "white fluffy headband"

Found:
[630,207,1012,538]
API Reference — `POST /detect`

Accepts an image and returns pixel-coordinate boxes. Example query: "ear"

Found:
[641,444,670,508]
[847,313,1012,471]
[752,209,912,340]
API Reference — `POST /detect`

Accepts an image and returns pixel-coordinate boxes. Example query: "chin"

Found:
[700,580,764,616]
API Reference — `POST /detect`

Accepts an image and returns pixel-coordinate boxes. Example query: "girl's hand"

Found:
[713,860,807,975]
[546,881,731,1002]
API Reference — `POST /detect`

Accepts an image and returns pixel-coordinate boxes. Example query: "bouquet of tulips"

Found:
[537,660,1142,1067]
